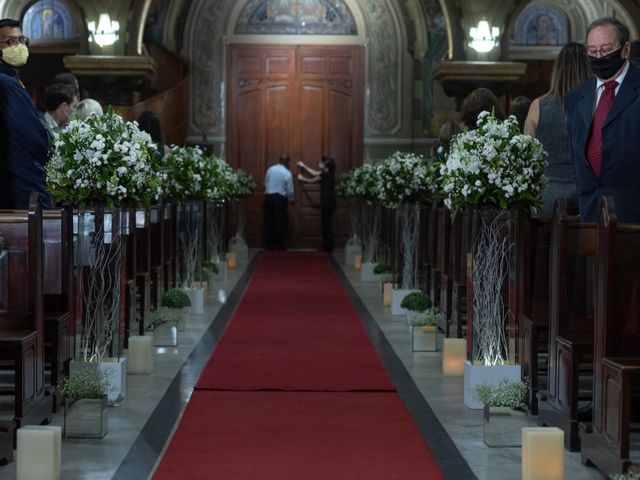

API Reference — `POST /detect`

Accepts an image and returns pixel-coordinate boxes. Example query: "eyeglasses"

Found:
[586,44,621,57]
[0,36,30,47]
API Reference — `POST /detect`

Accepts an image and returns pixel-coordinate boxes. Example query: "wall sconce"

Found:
[469,20,499,53]
[88,13,120,47]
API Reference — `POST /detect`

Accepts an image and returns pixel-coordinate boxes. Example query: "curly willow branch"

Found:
[80,212,122,363]
[400,203,420,289]
[181,202,202,288]
[206,202,225,261]
[362,203,381,263]
[472,210,511,366]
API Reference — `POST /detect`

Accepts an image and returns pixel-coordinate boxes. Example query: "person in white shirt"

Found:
[40,81,78,140]
[263,154,294,250]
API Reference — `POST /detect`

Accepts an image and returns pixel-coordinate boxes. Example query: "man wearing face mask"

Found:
[0,18,51,209]
[565,17,640,223]
[40,82,79,140]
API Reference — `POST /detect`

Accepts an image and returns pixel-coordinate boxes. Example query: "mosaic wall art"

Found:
[235,0,357,35]
[22,0,76,41]
[514,4,568,46]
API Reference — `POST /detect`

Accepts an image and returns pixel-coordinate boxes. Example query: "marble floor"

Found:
[0,250,614,479]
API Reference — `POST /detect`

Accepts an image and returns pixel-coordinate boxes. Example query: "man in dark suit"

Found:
[0,18,51,209]
[566,17,640,223]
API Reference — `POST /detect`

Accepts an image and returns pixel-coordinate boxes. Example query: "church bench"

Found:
[537,199,598,451]
[163,203,176,290]
[0,194,51,429]
[423,202,437,305]
[42,207,74,410]
[448,210,469,339]
[438,208,453,336]
[135,208,151,335]
[580,197,640,475]
[122,209,138,347]
[516,211,552,414]
[149,205,165,311]
[431,206,448,333]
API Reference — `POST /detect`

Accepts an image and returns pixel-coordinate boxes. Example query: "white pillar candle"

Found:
[383,283,393,306]
[354,254,362,271]
[17,425,62,480]
[127,335,154,375]
[226,252,237,269]
[522,427,564,480]
[442,338,466,376]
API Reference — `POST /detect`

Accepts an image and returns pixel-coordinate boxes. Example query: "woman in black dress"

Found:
[297,156,336,252]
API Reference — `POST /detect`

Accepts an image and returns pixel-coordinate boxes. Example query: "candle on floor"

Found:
[127,335,154,375]
[354,254,362,271]
[522,427,564,480]
[226,252,237,269]
[442,338,466,376]
[17,425,61,480]
[383,283,392,306]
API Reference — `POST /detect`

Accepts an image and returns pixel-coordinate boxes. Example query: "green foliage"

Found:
[194,267,210,282]
[57,368,106,400]
[146,309,173,331]
[474,379,527,409]
[160,288,191,309]
[408,308,441,327]
[373,264,392,274]
[400,291,432,312]
[609,475,640,480]
[203,260,219,274]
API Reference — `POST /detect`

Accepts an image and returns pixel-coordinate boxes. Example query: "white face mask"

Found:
[1,43,29,67]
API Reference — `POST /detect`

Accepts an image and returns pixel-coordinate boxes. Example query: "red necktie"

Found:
[586,80,617,176]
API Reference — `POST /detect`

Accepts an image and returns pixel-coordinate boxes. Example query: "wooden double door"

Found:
[226,44,363,249]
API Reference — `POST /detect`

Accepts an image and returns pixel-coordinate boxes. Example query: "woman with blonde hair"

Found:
[525,42,592,216]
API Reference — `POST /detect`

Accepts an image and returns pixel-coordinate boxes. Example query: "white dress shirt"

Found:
[264,163,294,200]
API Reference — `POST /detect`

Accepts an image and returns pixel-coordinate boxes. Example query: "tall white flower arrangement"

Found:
[440,111,547,215]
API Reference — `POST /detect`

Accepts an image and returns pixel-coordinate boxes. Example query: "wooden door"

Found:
[226,44,363,248]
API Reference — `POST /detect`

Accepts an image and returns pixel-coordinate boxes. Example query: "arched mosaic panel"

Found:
[514,4,568,46]
[235,0,357,35]
[22,0,76,41]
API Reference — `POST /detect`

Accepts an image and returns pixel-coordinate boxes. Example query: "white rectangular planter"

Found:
[463,361,521,410]
[184,287,205,314]
[360,262,378,282]
[70,357,127,406]
[391,289,419,316]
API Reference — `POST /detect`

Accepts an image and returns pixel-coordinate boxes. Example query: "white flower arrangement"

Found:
[160,145,210,201]
[231,169,257,200]
[440,111,548,214]
[378,151,436,208]
[46,108,162,207]
[348,163,384,204]
[202,155,238,203]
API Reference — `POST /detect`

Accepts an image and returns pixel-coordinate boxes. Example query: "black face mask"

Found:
[589,47,626,79]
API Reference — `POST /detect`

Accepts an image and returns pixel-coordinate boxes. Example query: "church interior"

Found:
[0,0,639,479]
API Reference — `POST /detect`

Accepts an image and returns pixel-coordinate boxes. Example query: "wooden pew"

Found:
[122,210,137,346]
[448,210,469,339]
[580,197,640,474]
[438,208,453,336]
[42,207,74,409]
[0,194,52,428]
[516,210,551,415]
[431,206,447,332]
[163,203,176,290]
[149,205,165,311]
[135,209,151,335]
[537,200,597,451]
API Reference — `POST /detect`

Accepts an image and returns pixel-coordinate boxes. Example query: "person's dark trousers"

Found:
[321,206,334,252]
[263,193,288,250]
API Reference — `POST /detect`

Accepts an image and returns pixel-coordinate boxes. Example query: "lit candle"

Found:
[226,252,237,269]
[354,254,362,270]
[383,283,392,306]
[522,427,564,480]
[442,338,466,376]
[127,336,153,375]
[17,425,61,480]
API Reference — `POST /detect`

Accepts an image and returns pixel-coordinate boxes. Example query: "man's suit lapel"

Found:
[577,81,596,148]
[604,64,640,128]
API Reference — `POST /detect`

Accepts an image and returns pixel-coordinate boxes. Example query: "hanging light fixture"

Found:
[88,13,120,47]
[469,20,500,53]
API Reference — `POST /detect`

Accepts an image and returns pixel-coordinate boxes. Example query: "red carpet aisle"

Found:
[153,252,444,479]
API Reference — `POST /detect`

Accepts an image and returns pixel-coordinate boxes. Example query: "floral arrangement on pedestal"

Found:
[46,109,163,367]
[336,170,363,264]
[379,151,438,290]
[349,163,383,263]
[226,168,257,265]
[440,111,547,216]
[440,111,547,369]
[46,108,163,208]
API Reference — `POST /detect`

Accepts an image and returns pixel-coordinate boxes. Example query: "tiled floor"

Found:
[0,251,613,479]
